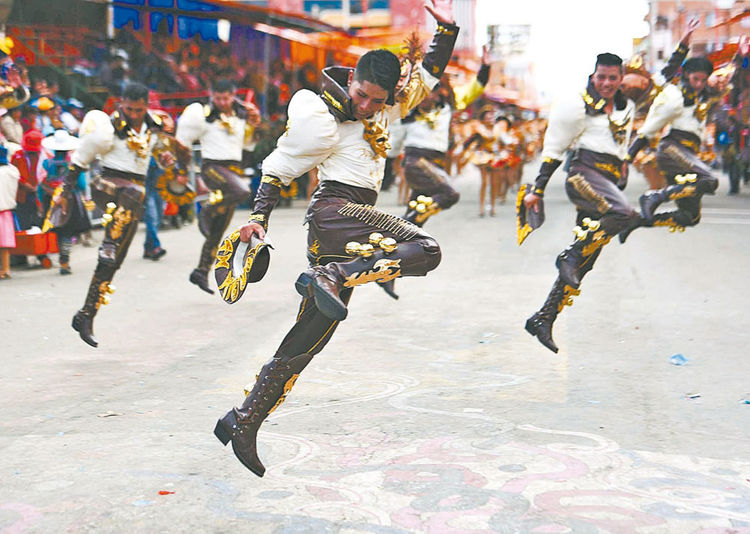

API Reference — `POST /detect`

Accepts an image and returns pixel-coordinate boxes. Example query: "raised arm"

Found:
[396,0,459,118]
[660,18,699,83]
[453,45,491,111]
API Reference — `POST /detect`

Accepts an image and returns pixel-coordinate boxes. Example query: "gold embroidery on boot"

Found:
[668,185,696,200]
[582,230,612,257]
[653,217,685,232]
[557,285,581,312]
[268,374,301,414]
[567,174,611,214]
[343,258,402,288]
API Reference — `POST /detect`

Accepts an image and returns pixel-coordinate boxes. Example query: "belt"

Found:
[101,167,146,184]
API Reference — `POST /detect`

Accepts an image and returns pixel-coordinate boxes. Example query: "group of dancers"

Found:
[43,6,741,476]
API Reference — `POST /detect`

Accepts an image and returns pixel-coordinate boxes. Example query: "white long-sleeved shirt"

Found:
[262,65,439,192]
[403,105,453,153]
[638,83,703,140]
[541,92,635,162]
[71,110,156,176]
[176,102,247,162]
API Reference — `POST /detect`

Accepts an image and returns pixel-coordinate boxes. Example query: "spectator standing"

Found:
[0,145,20,279]
[12,129,52,268]
[142,158,166,260]
[42,130,90,274]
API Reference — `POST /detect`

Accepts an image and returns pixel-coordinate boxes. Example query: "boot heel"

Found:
[524,318,536,336]
[214,411,237,445]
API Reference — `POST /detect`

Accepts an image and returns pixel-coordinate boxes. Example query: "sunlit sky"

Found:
[475,0,650,102]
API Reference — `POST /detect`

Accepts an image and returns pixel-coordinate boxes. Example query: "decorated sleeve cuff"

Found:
[249,175,283,230]
[533,157,562,194]
[422,22,460,79]
[627,135,650,161]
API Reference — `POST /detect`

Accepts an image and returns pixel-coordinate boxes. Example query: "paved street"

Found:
[2,164,750,533]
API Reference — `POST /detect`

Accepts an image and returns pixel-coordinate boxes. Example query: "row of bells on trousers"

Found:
[408,195,435,214]
[98,282,117,306]
[345,233,398,257]
[572,217,601,240]
[674,173,698,185]
[101,202,117,227]
[208,190,224,205]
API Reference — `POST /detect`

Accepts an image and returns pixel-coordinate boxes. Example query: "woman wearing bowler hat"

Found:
[42,130,90,274]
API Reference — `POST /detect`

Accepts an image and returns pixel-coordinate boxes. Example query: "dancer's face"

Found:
[212,91,234,114]
[591,64,623,100]
[348,79,389,120]
[121,98,147,124]
[687,71,709,93]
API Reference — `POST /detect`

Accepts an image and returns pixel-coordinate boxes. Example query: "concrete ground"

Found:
[2,163,750,533]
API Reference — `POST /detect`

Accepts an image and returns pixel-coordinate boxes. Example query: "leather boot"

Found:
[555,249,583,290]
[189,268,214,295]
[296,239,438,321]
[618,215,648,244]
[214,352,313,477]
[72,272,115,348]
[639,189,666,223]
[197,204,214,238]
[640,175,716,223]
[72,311,97,348]
[555,218,612,289]
[525,277,568,354]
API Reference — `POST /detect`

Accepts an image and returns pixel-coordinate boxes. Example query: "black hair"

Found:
[121,81,149,102]
[212,79,236,94]
[683,57,713,76]
[595,53,623,69]
[497,116,512,128]
[353,49,401,96]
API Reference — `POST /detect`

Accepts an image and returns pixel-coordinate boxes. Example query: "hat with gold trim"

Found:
[214,231,272,304]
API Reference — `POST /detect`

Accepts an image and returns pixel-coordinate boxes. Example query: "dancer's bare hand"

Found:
[524,192,540,212]
[53,193,68,215]
[424,0,454,25]
[683,18,700,41]
[239,221,265,242]
[245,102,261,127]
[158,151,175,168]
[481,44,491,64]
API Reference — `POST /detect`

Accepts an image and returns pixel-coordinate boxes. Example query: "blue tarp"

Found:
[114,0,221,41]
